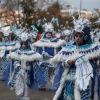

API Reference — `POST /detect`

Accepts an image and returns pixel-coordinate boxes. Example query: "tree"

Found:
[1,0,19,10]
[20,0,36,27]
[0,0,21,27]
[46,1,72,30]
[34,1,73,32]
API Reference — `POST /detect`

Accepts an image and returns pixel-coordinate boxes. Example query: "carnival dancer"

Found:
[7,32,43,100]
[61,29,74,47]
[32,22,65,90]
[92,24,100,100]
[92,29,100,43]
[29,25,38,50]
[50,15,100,100]
[0,32,3,74]
[14,28,22,43]
[0,29,20,83]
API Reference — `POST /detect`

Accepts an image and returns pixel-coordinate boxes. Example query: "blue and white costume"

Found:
[92,28,100,100]
[7,32,43,100]
[0,29,20,84]
[61,29,74,47]
[51,15,100,100]
[32,22,65,89]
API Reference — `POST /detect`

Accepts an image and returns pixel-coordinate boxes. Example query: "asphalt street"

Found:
[0,80,54,100]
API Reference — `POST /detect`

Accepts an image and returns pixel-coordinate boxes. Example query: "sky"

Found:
[0,0,100,11]
[66,0,100,11]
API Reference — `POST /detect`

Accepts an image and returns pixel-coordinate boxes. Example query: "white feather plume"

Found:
[7,50,43,61]
[0,42,20,51]
[75,61,93,90]
[15,73,24,96]
[50,43,100,64]
[32,39,65,48]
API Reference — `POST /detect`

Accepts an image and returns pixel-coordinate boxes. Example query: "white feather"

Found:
[7,50,43,61]
[75,61,93,90]
[0,43,20,51]
[6,43,20,51]
[15,73,24,96]
[0,46,6,50]
[51,43,100,64]
[32,39,65,48]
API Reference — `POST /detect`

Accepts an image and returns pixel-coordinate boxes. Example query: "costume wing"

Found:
[75,60,93,90]
[15,72,24,96]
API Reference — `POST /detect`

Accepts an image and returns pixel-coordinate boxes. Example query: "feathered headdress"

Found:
[30,25,38,39]
[70,11,92,43]
[62,29,72,37]
[21,32,28,42]
[3,30,12,37]
[43,22,54,33]
[15,29,22,37]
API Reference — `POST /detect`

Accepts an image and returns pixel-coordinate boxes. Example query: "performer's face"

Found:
[64,36,69,42]
[75,33,84,46]
[31,39,36,44]
[4,36,9,42]
[17,37,21,41]
[22,42,27,50]
[46,32,52,39]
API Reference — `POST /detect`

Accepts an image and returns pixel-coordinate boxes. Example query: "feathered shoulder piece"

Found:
[50,43,100,64]
[32,38,65,48]
[7,49,43,61]
[0,41,20,51]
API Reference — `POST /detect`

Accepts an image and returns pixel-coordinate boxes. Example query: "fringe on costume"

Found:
[50,43,100,64]
[7,50,43,61]
[32,39,65,48]
[0,42,20,51]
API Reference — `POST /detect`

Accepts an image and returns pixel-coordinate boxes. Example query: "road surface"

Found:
[0,80,54,100]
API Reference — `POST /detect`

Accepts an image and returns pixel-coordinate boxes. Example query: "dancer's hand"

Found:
[46,54,50,58]
[67,59,75,65]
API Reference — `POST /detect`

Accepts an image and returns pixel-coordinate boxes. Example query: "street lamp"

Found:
[80,0,82,11]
